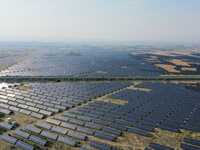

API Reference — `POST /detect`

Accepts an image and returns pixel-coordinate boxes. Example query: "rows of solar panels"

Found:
[0,81,131,150]
[111,83,200,133]
[0,50,161,77]
[0,82,129,120]
[0,52,22,72]
[1,82,200,150]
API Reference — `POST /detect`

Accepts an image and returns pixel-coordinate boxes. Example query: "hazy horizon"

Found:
[0,0,200,43]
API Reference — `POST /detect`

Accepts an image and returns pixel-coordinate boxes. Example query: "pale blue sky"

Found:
[0,0,200,42]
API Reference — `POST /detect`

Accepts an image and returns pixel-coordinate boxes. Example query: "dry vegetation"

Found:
[153,129,200,150]
[16,83,32,91]
[97,97,128,105]
[169,59,191,67]
[116,133,150,150]
[0,113,6,135]
[0,140,20,150]
[48,142,79,150]
[115,129,200,150]
[10,113,37,126]
[155,64,180,73]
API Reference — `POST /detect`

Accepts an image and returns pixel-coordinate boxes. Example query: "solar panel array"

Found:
[0,51,161,77]
[1,82,200,150]
[0,82,129,119]
[111,83,200,133]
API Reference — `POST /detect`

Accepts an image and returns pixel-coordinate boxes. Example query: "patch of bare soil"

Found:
[97,97,128,105]
[10,113,37,126]
[117,133,152,150]
[16,84,32,91]
[0,140,20,150]
[155,64,180,73]
[169,59,191,67]
[116,129,200,150]
[48,142,79,150]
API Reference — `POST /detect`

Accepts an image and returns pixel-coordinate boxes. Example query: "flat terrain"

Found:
[0,81,200,150]
[1,44,200,150]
